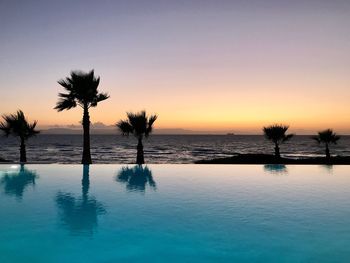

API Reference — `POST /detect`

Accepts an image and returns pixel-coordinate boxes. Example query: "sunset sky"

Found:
[1,0,350,134]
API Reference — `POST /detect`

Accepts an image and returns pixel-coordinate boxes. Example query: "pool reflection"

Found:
[321,164,334,174]
[55,165,106,236]
[264,164,288,175]
[116,165,156,192]
[0,164,38,200]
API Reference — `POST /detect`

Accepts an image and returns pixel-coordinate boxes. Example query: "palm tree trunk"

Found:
[274,143,280,159]
[20,137,27,163]
[82,104,92,164]
[136,137,145,165]
[325,143,330,159]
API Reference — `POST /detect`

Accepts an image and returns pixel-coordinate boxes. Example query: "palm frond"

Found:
[145,114,158,137]
[116,120,133,135]
[90,92,110,107]
[27,120,40,138]
[54,97,77,111]
[0,120,11,136]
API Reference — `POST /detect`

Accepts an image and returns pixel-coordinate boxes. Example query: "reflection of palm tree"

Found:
[55,165,105,235]
[321,164,333,174]
[0,164,38,199]
[55,70,109,164]
[312,129,340,159]
[0,110,39,162]
[264,164,288,175]
[117,111,157,164]
[116,165,156,192]
[263,124,294,159]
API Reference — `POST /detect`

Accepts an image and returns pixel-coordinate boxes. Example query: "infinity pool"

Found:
[0,164,349,262]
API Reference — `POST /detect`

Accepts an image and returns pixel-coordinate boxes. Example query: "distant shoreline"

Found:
[195,154,350,165]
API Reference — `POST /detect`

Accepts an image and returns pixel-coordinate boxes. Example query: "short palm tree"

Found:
[55,70,109,164]
[117,111,157,164]
[0,110,39,162]
[312,129,340,159]
[263,124,293,158]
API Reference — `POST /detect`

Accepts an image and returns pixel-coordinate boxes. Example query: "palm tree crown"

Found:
[263,124,293,158]
[55,70,109,111]
[117,111,157,138]
[312,129,340,145]
[263,124,293,144]
[0,110,39,140]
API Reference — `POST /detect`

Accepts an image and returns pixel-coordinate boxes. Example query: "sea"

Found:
[1,135,350,164]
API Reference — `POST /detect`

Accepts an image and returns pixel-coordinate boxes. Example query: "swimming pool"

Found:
[0,164,349,262]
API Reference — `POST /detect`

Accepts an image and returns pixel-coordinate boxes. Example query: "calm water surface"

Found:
[1,135,350,163]
[0,164,350,262]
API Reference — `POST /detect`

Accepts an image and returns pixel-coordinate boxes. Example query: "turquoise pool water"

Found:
[0,164,349,262]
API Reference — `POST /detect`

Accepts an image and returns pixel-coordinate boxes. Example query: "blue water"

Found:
[0,164,350,262]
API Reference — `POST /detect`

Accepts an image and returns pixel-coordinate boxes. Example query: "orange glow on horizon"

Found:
[3,76,350,134]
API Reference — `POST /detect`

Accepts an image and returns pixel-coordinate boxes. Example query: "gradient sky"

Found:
[1,0,350,134]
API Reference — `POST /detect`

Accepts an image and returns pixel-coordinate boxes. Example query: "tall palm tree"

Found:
[117,111,157,164]
[312,129,340,159]
[0,110,39,162]
[263,124,293,159]
[55,70,109,164]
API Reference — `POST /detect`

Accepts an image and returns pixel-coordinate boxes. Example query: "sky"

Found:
[1,0,350,134]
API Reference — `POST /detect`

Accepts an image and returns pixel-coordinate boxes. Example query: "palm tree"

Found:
[117,111,157,164]
[312,129,340,159]
[0,110,39,162]
[263,124,293,159]
[55,70,109,164]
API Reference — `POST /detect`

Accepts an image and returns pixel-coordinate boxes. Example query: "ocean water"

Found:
[0,164,350,262]
[1,135,350,163]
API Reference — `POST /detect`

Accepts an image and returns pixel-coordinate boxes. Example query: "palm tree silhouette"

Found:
[0,110,39,162]
[312,129,340,159]
[116,165,156,192]
[263,124,293,159]
[55,70,109,164]
[0,164,38,199]
[117,111,157,164]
